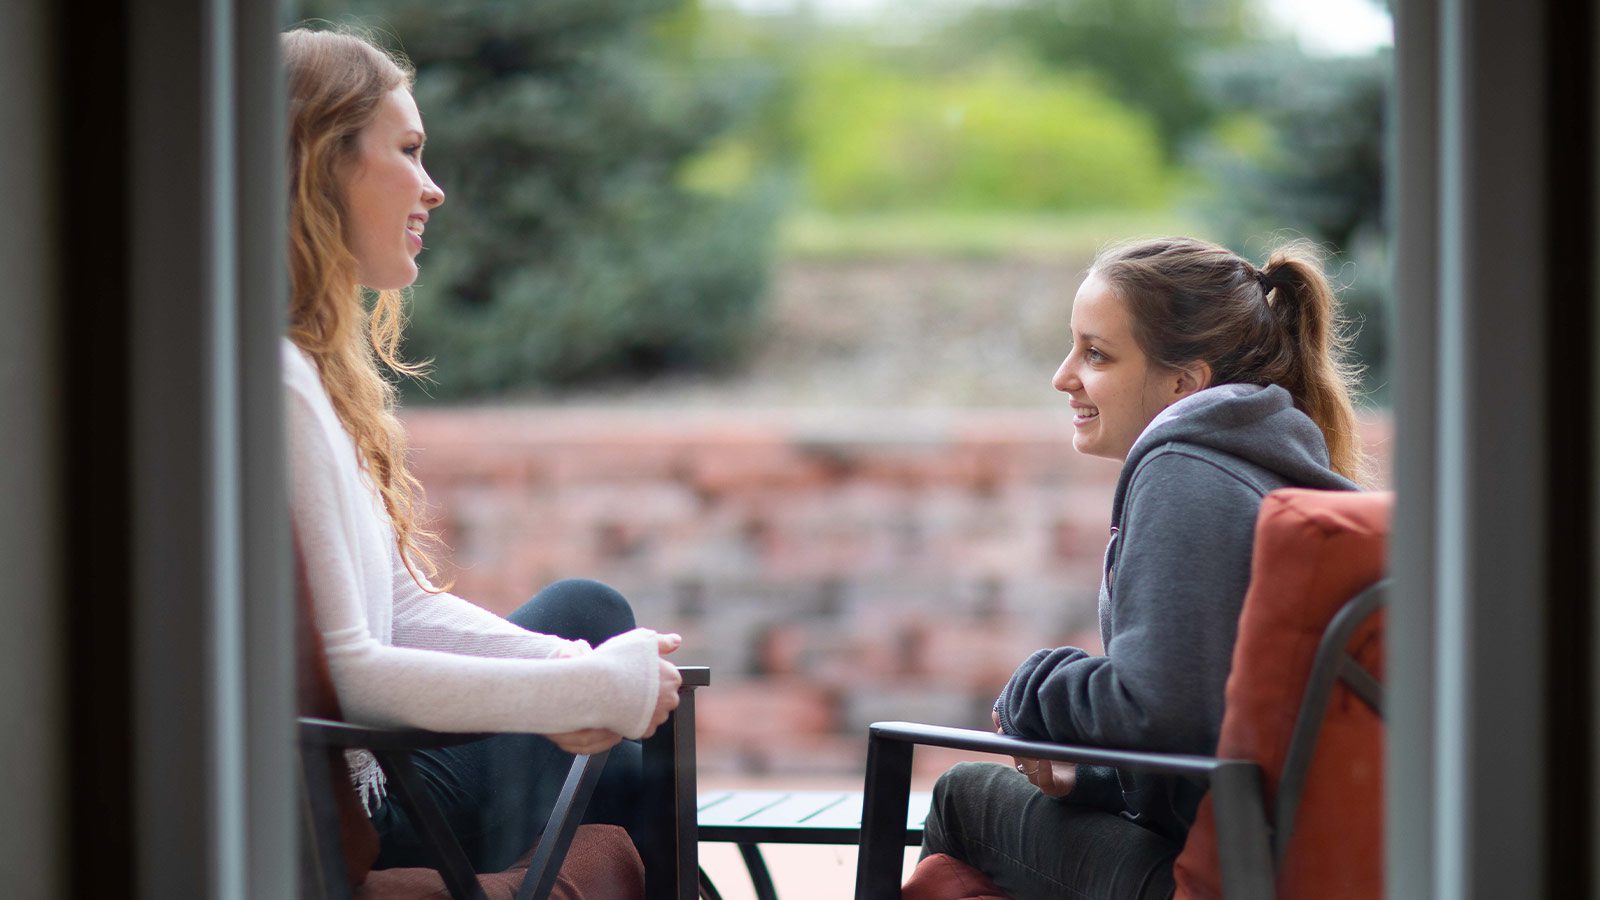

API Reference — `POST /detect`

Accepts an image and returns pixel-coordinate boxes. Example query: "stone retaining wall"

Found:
[405,407,1391,777]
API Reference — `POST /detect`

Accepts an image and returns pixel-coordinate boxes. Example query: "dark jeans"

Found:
[371,578,644,873]
[923,762,1179,900]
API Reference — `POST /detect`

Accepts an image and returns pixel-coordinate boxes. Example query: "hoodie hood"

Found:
[1109,383,1357,525]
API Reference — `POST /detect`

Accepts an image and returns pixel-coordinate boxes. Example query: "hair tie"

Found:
[1256,266,1289,299]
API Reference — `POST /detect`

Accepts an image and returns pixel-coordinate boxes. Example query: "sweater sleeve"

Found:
[286,383,658,737]
[388,546,588,661]
[994,450,1260,754]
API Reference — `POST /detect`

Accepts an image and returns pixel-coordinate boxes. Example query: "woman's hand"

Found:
[548,728,623,756]
[551,632,685,747]
[641,633,684,738]
[994,709,1076,798]
[1012,756,1077,798]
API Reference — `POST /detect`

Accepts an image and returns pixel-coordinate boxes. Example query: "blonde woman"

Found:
[282,27,682,872]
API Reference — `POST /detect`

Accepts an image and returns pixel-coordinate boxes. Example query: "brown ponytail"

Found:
[1256,244,1366,483]
[1091,237,1369,484]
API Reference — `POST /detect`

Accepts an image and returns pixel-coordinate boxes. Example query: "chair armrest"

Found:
[854,722,1274,900]
[298,716,491,751]
[867,721,1248,778]
[641,665,709,900]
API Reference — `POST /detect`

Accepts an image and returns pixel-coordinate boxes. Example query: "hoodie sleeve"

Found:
[995,449,1261,755]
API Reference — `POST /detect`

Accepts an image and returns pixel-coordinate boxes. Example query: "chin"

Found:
[362,264,420,292]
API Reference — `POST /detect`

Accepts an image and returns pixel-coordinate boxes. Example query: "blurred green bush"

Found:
[958,0,1253,159]
[795,55,1176,213]
[300,0,782,397]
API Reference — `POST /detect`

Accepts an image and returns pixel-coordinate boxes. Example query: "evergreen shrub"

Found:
[304,0,781,396]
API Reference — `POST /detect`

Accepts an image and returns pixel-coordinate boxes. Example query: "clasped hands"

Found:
[549,632,684,756]
[994,709,1076,798]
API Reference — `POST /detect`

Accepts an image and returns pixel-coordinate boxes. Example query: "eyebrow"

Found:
[404,129,426,144]
[1076,332,1116,347]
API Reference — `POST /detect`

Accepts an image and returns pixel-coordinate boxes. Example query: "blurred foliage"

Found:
[299,0,783,397]
[1194,49,1386,248]
[1190,48,1391,399]
[794,54,1175,213]
[954,0,1255,159]
[291,0,1392,400]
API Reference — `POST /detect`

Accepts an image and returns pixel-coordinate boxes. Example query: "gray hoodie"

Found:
[993,383,1357,838]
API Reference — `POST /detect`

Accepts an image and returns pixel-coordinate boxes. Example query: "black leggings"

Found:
[370,578,644,872]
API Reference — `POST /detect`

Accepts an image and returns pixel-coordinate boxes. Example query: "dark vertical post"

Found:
[1387,0,1439,894]
[1435,0,1555,894]
[0,0,64,894]
[126,0,239,890]
[1542,0,1595,895]
[853,728,913,900]
[236,0,295,895]
[60,0,136,892]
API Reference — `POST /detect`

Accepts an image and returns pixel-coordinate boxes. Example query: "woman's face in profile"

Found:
[343,86,444,291]
[1052,274,1188,461]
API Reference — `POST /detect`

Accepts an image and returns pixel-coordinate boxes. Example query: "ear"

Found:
[1172,360,1213,399]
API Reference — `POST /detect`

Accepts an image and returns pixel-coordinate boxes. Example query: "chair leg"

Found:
[372,748,487,900]
[1210,762,1275,900]
[854,731,914,900]
[698,867,726,900]
[518,750,611,900]
[298,744,353,900]
[737,844,780,900]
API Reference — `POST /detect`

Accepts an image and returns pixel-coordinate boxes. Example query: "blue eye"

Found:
[1085,348,1106,363]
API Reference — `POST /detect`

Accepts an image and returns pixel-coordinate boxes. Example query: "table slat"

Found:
[697,790,933,844]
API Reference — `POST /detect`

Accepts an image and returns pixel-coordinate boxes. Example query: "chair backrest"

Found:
[1173,489,1390,900]
[295,543,381,888]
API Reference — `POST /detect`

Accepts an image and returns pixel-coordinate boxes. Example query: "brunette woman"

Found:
[921,237,1366,899]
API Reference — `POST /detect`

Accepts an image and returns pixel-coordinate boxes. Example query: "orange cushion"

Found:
[1172,489,1389,900]
[902,853,1011,900]
[356,824,645,900]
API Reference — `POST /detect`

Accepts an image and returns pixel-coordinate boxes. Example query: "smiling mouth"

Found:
[1073,406,1099,420]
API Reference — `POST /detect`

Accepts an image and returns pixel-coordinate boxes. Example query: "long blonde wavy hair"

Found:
[283,27,444,590]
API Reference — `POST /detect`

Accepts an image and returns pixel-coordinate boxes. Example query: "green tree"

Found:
[1193,48,1391,398]
[302,0,782,396]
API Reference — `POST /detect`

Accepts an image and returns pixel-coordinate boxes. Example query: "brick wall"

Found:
[405,406,1391,778]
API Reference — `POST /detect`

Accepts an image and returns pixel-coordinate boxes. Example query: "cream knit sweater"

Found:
[284,339,661,808]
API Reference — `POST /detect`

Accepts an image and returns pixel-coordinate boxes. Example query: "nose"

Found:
[1052,355,1078,393]
[422,170,445,208]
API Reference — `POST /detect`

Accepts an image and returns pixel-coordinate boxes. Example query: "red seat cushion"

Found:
[902,853,1010,900]
[356,825,645,900]
[1172,489,1389,900]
